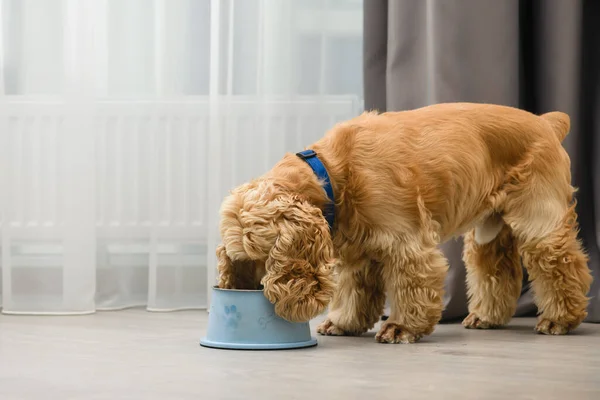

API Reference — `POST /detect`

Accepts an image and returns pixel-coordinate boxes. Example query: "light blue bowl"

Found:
[200,286,318,350]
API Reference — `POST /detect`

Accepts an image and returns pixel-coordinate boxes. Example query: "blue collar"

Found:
[296,149,335,233]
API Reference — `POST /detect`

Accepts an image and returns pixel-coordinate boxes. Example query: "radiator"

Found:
[0,96,361,313]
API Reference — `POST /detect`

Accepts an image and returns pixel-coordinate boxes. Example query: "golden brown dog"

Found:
[216,102,592,343]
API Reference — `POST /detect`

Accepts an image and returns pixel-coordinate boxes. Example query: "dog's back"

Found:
[313,102,572,241]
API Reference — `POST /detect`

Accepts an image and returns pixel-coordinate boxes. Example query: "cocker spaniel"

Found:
[216,102,592,343]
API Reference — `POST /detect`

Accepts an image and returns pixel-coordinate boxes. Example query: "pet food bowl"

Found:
[200,286,318,350]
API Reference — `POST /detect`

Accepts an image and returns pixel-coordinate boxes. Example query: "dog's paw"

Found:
[375,322,422,344]
[535,319,569,335]
[462,313,500,329]
[316,319,347,336]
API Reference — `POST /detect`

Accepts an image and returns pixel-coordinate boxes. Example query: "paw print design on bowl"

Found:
[224,305,242,329]
[258,312,276,330]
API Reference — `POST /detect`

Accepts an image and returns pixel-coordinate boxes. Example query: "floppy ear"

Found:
[262,197,336,322]
[216,244,257,290]
[216,188,265,290]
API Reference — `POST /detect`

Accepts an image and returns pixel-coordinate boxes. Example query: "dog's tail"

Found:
[541,111,570,142]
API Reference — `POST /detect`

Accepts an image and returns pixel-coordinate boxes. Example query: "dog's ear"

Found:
[216,244,238,289]
[216,187,263,290]
[262,197,335,322]
[216,244,258,290]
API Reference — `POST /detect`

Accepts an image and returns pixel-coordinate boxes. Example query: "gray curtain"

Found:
[364,0,600,322]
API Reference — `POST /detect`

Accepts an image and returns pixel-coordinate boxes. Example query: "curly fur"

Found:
[217,181,335,322]
[217,102,593,341]
[463,222,523,329]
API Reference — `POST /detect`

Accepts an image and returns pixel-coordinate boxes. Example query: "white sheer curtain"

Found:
[0,0,363,314]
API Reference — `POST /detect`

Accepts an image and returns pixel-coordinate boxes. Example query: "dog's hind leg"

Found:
[501,144,592,334]
[462,216,522,329]
[507,202,592,334]
[317,258,386,336]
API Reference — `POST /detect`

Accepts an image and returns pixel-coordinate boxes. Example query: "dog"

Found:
[216,102,592,343]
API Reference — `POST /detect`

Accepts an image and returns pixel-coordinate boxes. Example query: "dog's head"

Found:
[216,180,335,323]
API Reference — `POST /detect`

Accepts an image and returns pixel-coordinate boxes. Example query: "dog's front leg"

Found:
[376,239,448,344]
[317,258,385,336]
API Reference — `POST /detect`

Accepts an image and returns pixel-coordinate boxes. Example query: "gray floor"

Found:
[0,310,599,400]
